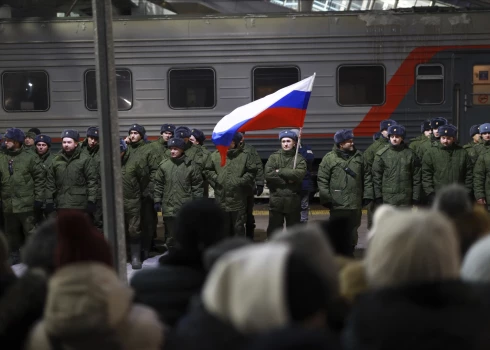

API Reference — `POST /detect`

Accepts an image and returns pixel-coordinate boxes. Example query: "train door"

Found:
[455,54,490,144]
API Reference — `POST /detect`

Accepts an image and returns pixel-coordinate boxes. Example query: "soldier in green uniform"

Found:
[318,129,373,253]
[149,123,175,164]
[153,137,203,250]
[23,128,40,154]
[416,117,447,158]
[363,119,397,229]
[34,134,55,223]
[265,130,306,236]
[463,124,481,166]
[409,120,431,156]
[422,124,472,204]
[0,128,45,265]
[175,126,205,170]
[205,132,257,237]
[373,125,421,207]
[474,123,490,156]
[190,128,212,198]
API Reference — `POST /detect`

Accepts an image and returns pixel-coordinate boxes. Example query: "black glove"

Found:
[256,185,264,196]
[44,203,55,215]
[34,200,43,209]
[86,201,96,213]
[323,202,333,210]
[362,198,372,207]
[154,203,162,213]
[412,199,420,206]
[375,197,383,205]
[427,193,436,205]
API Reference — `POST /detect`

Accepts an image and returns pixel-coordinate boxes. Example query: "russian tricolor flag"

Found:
[212,73,316,165]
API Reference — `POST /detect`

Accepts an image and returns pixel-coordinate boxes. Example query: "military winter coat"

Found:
[46,146,98,210]
[205,146,257,212]
[38,151,54,170]
[154,155,203,217]
[148,137,171,165]
[372,143,421,206]
[243,143,264,196]
[422,142,473,196]
[317,146,373,210]
[408,134,427,156]
[363,136,389,166]
[472,151,490,202]
[0,147,45,213]
[464,141,480,166]
[265,148,307,214]
[81,141,102,199]
[184,142,206,170]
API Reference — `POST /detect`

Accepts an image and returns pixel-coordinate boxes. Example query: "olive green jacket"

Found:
[0,147,46,213]
[363,136,389,166]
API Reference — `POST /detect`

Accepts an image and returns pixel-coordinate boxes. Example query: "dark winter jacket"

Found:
[343,281,490,350]
[0,147,46,213]
[265,148,307,214]
[298,143,314,192]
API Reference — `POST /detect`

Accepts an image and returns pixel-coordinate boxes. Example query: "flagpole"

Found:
[293,127,302,169]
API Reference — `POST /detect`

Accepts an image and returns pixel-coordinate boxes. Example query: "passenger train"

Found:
[0,8,489,159]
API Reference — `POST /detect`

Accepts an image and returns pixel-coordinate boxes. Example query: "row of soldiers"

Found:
[317,117,490,251]
[0,124,315,269]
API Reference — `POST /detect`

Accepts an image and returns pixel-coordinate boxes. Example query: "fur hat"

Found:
[373,131,381,141]
[167,137,186,150]
[175,126,192,139]
[430,117,447,129]
[479,123,490,134]
[279,130,298,142]
[388,125,406,138]
[86,126,99,139]
[4,128,26,143]
[119,138,127,152]
[233,132,244,145]
[128,123,146,136]
[421,120,431,133]
[34,134,52,147]
[438,124,457,138]
[379,119,397,131]
[61,129,79,142]
[191,128,205,144]
[470,124,481,137]
[160,124,176,135]
[334,129,354,144]
[461,235,490,283]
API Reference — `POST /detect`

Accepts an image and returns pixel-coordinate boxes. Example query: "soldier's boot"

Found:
[8,250,21,266]
[130,243,142,270]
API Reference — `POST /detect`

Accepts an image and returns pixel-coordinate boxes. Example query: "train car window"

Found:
[416,64,444,105]
[168,68,215,109]
[473,65,490,106]
[2,71,49,112]
[253,67,300,100]
[85,69,133,111]
[337,65,385,106]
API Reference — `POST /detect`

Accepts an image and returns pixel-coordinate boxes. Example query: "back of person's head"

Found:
[365,210,460,289]
[55,210,113,270]
[203,237,252,271]
[22,218,58,274]
[245,326,331,350]
[174,198,228,254]
[432,183,473,218]
[202,244,327,334]
[368,204,398,241]
[320,216,353,257]
[452,205,490,257]
[461,235,490,283]
[272,223,339,300]
[0,232,11,275]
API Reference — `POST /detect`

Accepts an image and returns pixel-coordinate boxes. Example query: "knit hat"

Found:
[233,132,243,145]
[388,124,406,138]
[4,128,26,143]
[61,129,79,142]
[55,210,113,270]
[28,128,41,135]
[160,124,176,135]
[279,130,297,142]
[167,137,186,150]
[119,138,127,152]
[461,235,490,283]
[25,128,41,140]
[191,128,205,144]
[430,117,448,130]
[34,134,52,147]
[438,124,457,138]
[479,123,490,134]
[470,124,481,137]
[86,126,99,139]
[380,119,397,131]
[334,129,354,144]
[174,126,192,139]
[128,123,146,137]
[203,237,253,271]
[421,120,431,133]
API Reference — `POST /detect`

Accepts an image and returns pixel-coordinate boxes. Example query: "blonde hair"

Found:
[365,210,460,289]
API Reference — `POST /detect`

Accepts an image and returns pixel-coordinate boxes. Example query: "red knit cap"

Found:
[55,210,113,270]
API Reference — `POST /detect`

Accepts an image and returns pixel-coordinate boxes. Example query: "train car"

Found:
[0,8,489,160]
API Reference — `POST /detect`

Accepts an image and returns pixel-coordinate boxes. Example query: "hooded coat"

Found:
[46,145,98,210]
[421,142,472,196]
[372,143,421,206]
[317,145,373,210]
[0,146,45,213]
[265,149,307,214]
[24,262,164,350]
